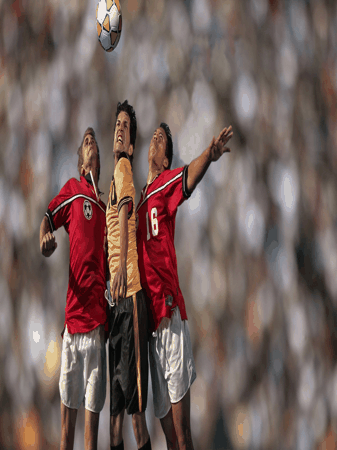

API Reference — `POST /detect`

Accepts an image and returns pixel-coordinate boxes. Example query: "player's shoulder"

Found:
[115,154,132,174]
[59,177,80,194]
[158,167,184,185]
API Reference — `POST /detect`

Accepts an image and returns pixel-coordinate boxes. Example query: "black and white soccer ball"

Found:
[96,0,122,52]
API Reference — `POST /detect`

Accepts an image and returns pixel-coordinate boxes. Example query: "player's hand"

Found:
[207,126,233,162]
[40,232,57,257]
[111,263,127,305]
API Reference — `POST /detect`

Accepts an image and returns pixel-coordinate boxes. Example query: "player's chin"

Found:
[113,145,124,155]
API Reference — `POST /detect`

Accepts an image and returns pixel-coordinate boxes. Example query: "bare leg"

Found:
[160,407,179,450]
[132,411,150,448]
[171,390,194,450]
[84,409,100,450]
[110,408,125,447]
[60,401,77,450]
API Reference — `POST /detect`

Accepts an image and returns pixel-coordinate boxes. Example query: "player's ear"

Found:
[163,156,169,170]
[128,144,134,156]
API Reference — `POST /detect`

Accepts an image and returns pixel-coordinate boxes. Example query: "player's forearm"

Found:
[39,216,50,251]
[118,203,128,267]
[186,147,211,193]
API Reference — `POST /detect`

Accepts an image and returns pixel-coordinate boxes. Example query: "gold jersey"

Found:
[106,156,142,297]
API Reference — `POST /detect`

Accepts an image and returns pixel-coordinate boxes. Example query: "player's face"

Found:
[114,111,132,156]
[149,127,168,171]
[82,133,98,167]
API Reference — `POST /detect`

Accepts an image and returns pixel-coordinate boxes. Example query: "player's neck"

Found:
[147,162,163,185]
[83,168,98,191]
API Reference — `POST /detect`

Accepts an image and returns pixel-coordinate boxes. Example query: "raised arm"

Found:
[186,126,233,194]
[111,203,128,303]
[40,216,57,257]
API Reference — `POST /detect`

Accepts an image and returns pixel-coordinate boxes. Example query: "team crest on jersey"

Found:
[83,200,93,220]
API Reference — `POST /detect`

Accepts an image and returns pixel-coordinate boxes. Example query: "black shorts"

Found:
[108,289,149,416]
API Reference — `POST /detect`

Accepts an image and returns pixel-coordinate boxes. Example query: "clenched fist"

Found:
[40,232,57,257]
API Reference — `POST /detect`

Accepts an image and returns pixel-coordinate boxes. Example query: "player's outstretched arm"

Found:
[186,126,233,194]
[40,216,57,257]
[111,203,128,304]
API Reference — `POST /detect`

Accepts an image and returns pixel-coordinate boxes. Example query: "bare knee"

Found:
[60,402,77,450]
[132,411,149,448]
[110,410,124,447]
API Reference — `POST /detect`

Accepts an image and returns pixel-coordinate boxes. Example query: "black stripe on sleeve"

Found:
[45,209,55,233]
[117,196,133,219]
[182,165,191,199]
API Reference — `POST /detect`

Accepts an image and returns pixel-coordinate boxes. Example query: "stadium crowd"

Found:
[1,0,337,448]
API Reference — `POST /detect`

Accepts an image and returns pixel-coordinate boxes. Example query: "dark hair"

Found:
[160,122,173,170]
[115,100,137,166]
[77,127,101,182]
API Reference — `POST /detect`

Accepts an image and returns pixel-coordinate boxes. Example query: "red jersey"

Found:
[136,166,191,332]
[45,175,107,334]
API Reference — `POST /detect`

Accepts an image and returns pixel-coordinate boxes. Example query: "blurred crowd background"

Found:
[1,0,337,448]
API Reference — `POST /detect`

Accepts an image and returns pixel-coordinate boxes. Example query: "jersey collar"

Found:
[81,174,103,196]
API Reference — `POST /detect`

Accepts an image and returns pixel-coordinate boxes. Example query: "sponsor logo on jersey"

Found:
[83,200,93,220]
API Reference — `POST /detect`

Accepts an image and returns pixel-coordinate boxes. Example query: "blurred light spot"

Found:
[136,92,156,138]
[317,426,337,450]
[256,281,274,328]
[290,2,308,46]
[6,84,23,130]
[171,2,191,53]
[136,40,152,86]
[166,86,189,136]
[269,161,299,222]
[191,254,211,311]
[192,0,211,33]
[0,176,7,221]
[26,301,46,367]
[151,42,169,92]
[33,331,40,344]
[288,303,307,355]
[282,173,296,212]
[77,96,97,140]
[44,340,61,379]
[16,408,40,450]
[245,300,262,346]
[188,187,201,215]
[278,41,298,89]
[298,361,316,411]
[3,9,18,54]
[211,39,231,96]
[234,75,257,126]
[231,405,251,447]
[250,0,267,25]
[54,148,77,195]
[239,200,265,255]
[74,2,97,76]
[313,2,328,42]
[312,396,327,442]
[0,276,13,347]
[8,190,26,242]
[49,87,67,138]
[297,417,313,450]
[178,81,216,164]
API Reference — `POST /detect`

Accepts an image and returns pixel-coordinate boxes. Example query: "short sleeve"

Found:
[45,179,73,232]
[163,166,191,216]
[114,157,134,218]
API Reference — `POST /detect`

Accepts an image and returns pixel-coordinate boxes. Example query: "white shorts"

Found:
[149,307,196,419]
[59,325,106,413]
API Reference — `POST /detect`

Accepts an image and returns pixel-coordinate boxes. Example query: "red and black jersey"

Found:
[136,166,191,332]
[45,176,107,334]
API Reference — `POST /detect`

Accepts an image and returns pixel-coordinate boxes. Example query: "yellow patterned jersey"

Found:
[106,156,142,297]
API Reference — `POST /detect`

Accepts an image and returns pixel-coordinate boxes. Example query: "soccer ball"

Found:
[96,0,122,52]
